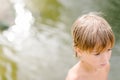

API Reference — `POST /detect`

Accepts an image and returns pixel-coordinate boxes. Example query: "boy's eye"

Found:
[108,48,112,51]
[94,53,100,56]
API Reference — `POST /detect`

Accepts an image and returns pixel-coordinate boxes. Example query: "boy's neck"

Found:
[79,61,99,73]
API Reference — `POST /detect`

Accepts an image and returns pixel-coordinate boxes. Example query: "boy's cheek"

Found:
[107,53,112,60]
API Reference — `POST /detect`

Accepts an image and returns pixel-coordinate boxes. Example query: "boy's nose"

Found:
[101,53,109,63]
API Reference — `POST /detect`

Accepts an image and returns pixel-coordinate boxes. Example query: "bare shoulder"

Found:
[66,63,81,80]
[65,69,78,80]
[65,62,84,80]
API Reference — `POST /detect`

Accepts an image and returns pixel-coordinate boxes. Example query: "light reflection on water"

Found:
[3,0,34,47]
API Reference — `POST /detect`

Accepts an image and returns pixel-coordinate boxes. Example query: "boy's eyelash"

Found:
[95,53,100,56]
[108,49,112,51]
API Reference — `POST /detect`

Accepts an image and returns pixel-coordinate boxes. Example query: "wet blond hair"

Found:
[72,12,115,57]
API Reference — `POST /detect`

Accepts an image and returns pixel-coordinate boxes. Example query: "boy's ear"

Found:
[74,47,82,56]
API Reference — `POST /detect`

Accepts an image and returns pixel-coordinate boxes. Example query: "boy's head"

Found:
[72,12,115,57]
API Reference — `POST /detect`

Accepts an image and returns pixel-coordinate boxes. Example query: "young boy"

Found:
[66,12,115,80]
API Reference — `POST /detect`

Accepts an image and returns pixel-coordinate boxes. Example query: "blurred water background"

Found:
[0,0,120,80]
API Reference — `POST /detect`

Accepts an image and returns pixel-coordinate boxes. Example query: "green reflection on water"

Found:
[25,0,64,25]
[0,22,9,31]
[0,45,17,80]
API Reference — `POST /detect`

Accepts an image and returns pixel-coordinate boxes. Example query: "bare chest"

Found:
[82,74,107,80]
[78,70,108,80]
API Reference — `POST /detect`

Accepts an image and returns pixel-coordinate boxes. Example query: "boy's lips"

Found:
[100,63,107,66]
